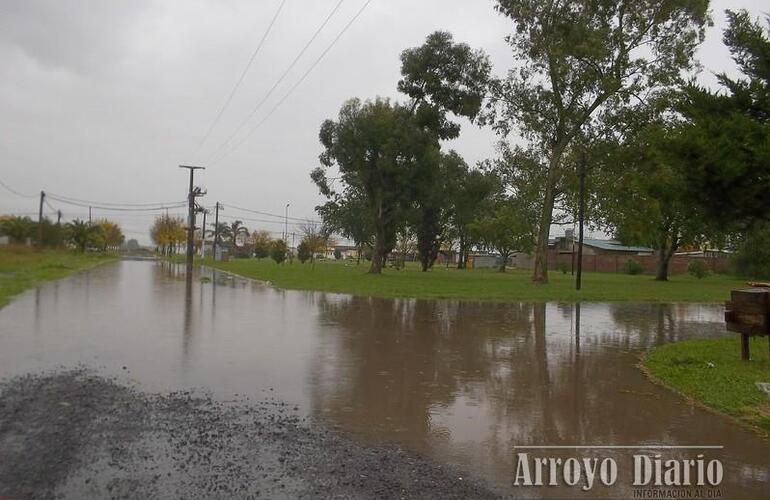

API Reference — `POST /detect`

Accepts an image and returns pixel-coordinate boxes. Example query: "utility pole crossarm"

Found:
[179,165,206,277]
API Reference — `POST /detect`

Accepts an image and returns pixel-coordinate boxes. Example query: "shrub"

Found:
[297,241,311,264]
[623,259,644,275]
[334,248,342,260]
[732,224,770,278]
[688,260,709,279]
[270,240,287,264]
[557,261,569,274]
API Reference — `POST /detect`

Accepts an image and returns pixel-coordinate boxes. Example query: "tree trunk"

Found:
[369,225,385,274]
[499,251,510,272]
[457,233,468,269]
[532,148,564,283]
[655,249,672,281]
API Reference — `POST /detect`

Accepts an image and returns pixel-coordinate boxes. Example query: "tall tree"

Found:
[677,9,770,227]
[445,159,503,269]
[593,116,709,280]
[400,32,493,272]
[489,0,709,282]
[220,220,249,252]
[313,98,435,274]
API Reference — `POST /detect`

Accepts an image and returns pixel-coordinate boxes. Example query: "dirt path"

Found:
[0,369,499,499]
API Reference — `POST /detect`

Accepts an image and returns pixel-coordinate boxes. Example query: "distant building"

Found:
[555,230,653,256]
[333,245,358,259]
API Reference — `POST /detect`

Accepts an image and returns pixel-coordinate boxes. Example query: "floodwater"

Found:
[0,260,767,498]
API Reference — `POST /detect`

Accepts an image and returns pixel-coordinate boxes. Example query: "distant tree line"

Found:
[0,215,125,252]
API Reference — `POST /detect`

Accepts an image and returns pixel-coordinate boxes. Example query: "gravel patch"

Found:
[0,369,500,499]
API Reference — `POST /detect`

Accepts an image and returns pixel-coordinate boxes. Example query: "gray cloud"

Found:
[0,0,766,243]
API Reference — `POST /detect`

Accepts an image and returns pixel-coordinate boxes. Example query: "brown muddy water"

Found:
[0,260,767,498]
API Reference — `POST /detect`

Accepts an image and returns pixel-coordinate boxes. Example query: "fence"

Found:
[544,251,732,275]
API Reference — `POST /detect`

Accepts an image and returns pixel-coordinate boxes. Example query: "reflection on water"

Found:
[0,261,767,498]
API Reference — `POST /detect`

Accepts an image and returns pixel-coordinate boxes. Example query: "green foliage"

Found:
[467,197,536,272]
[313,98,436,274]
[270,239,287,265]
[333,248,342,260]
[398,31,491,139]
[593,111,712,280]
[0,216,34,244]
[687,260,709,279]
[623,259,644,275]
[221,220,249,252]
[65,219,101,253]
[557,262,569,275]
[488,0,709,282]
[677,10,770,227]
[251,230,272,259]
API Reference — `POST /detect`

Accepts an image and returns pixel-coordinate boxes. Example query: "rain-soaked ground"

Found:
[0,260,768,498]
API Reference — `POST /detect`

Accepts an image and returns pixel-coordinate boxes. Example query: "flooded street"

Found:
[0,260,767,498]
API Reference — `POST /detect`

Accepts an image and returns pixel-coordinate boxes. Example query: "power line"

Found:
[222,203,320,223]
[205,0,347,164]
[0,178,37,198]
[195,0,288,152]
[46,192,185,207]
[217,212,320,227]
[211,0,374,166]
[46,196,186,212]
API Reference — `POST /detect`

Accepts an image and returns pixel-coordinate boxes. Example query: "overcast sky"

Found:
[0,0,766,243]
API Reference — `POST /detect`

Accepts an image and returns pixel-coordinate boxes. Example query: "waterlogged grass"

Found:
[644,337,770,434]
[0,246,115,307]
[201,257,746,303]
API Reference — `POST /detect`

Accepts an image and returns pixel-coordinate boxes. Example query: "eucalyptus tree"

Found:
[488,0,710,282]
[399,32,492,271]
[313,98,436,274]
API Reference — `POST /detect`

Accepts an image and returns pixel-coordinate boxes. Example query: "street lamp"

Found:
[284,203,290,242]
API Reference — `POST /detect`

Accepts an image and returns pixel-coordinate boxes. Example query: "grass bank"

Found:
[200,257,745,302]
[644,337,770,434]
[0,246,115,308]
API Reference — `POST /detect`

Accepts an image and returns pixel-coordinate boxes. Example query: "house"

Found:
[470,253,511,269]
[555,230,653,256]
[332,245,358,259]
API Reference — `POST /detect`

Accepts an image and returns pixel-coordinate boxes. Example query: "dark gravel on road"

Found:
[0,369,500,499]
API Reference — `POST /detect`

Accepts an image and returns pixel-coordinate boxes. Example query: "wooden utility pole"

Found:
[200,208,208,258]
[213,202,221,261]
[576,152,587,291]
[179,165,205,276]
[37,190,45,249]
[88,206,92,224]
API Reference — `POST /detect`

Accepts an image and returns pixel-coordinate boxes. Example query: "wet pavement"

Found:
[0,260,768,498]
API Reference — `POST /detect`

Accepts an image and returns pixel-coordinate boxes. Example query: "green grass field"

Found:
[644,337,770,434]
[202,257,746,302]
[0,246,115,308]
